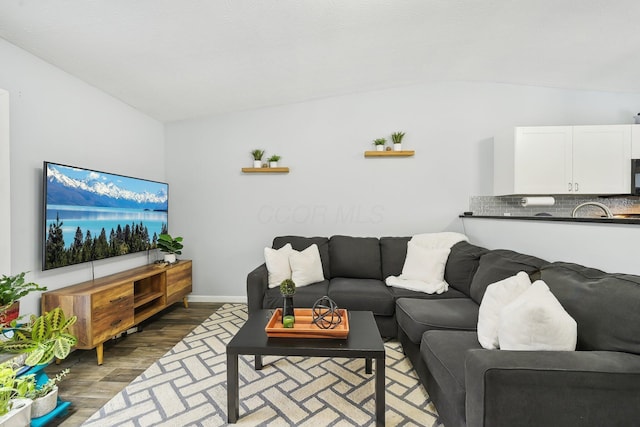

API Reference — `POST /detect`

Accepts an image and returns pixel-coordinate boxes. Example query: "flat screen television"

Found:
[42,161,169,270]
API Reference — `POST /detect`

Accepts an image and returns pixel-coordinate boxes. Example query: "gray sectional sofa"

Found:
[247,234,640,427]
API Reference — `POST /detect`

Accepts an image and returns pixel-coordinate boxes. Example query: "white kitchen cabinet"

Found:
[494,125,631,195]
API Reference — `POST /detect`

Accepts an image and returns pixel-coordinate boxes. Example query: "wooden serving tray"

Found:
[265,308,349,339]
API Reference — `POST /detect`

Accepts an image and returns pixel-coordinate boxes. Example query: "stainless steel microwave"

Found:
[633,159,640,195]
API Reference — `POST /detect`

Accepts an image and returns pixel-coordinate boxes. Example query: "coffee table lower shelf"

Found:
[226,310,386,426]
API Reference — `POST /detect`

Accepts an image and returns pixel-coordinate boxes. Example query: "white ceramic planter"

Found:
[164,254,176,264]
[269,161,278,168]
[376,145,384,151]
[31,387,58,419]
[253,160,262,168]
[393,143,402,151]
[0,398,32,427]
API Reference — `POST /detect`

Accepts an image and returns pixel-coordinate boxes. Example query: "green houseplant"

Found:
[18,368,69,418]
[0,361,32,425]
[0,307,78,366]
[251,149,265,168]
[391,131,405,151]
[267,155,281,168]
[0,272,47,326]
[372,138,387,152]
[157,233,184,263]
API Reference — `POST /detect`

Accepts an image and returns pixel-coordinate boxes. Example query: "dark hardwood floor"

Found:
[44,302,223,426]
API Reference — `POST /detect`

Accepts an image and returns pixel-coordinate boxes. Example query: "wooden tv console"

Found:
[41,260,192,365]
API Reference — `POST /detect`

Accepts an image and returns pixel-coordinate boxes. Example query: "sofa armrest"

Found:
[465,349,640,427]
[247,263,268,315]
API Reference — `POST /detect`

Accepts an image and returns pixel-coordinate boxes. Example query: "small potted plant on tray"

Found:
[279,279,296,328]
[0,361,32,426]
[157,233,184,264]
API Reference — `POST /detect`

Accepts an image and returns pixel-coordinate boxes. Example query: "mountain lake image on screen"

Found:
[42,162,169,270]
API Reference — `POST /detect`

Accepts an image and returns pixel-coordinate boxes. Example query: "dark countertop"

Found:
[459,215,640,225]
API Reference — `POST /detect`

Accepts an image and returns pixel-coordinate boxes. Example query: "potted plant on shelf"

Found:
[268,155,281,168]
[0,307,78,367]
[373,138,386,152]
[279,279,296,328]
[391,131,405,151]
[157,233,184,264]
[0,272,47,327]
[18,368,69,419]
[251,149,265,168]
[0,361,32,427]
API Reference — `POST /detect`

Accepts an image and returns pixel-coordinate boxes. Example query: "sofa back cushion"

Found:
[469,249,547,304]
[272,236,330,279]
[380,236,411,279]
[540,262,640,354]
[444,241,489,297]
[329,235,381,279]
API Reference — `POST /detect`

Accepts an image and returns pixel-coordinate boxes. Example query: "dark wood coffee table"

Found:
[227,309,386,426]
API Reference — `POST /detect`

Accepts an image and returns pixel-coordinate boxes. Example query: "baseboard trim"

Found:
[187,295,247,304]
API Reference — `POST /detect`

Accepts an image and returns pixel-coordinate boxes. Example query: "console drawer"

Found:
[92,284,134,344]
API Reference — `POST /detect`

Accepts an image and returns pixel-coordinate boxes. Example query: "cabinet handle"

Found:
[109,296,127,304]
[110,319,122,327]
[568,182,572,191]
[575,182,579,192]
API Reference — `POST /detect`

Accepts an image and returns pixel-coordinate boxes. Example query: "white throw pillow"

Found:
[477,271,532,350]
[264,243,294,288]
[289,244,325,287]
[400,241,450,283]
[498,280,577,351]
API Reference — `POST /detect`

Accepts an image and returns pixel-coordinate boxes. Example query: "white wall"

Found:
[0,39,164,316]
[461,217,640,275]
[0,89,9,274]
[165,81,640,300]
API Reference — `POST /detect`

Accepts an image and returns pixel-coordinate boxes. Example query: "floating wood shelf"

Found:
[364,150,415,157]
[242,167,290,173]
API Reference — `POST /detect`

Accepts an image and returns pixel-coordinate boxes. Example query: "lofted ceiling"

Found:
[1,0,639,122]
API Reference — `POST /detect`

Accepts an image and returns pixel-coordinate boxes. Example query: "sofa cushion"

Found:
[328,278,394,316]
[444,241,489,297]
[263,280,330,309]
[421,330,482,425]
[396,297,480,344]
[380,236,411,279]
[390,286,467,300]
[329,235,381,279]
[264,243,294,288]
[540,262,640,354]
[289,244,324,287]
[273,236,330,279]
[469,250,547,304]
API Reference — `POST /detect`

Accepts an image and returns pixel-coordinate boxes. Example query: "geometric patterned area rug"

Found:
[84,303,442,426]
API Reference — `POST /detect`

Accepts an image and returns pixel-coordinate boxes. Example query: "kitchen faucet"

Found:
[571,202,613,218]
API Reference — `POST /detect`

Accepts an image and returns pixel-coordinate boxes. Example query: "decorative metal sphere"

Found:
[312,296,342,329]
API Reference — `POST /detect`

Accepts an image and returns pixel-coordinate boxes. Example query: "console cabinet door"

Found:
[166,260,193,305]
[572,125,631,194]
[92,283,135,345]
[513,126,573,194]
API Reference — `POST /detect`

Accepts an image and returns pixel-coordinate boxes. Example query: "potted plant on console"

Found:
[280,279,296,328]
[157,233,184,264]
[0,272,47,327]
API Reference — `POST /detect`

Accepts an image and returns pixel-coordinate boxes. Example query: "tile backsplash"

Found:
[469,195,640,217]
